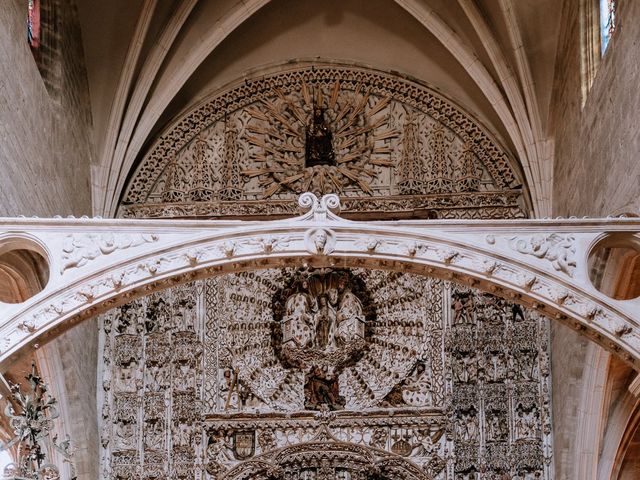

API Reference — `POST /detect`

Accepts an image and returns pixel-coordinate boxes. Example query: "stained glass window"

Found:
[600,0,617,54]
[27,0,40,49]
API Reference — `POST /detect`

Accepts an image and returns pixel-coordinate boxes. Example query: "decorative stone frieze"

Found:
[0,193,639,370]
[60,232,159,274]
[508,234,577,277]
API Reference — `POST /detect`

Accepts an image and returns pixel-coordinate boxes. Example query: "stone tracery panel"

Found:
[120,64,527,219]
[99,268,552,479]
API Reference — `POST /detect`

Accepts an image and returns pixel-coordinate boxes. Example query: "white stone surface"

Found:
[0,193,638,369]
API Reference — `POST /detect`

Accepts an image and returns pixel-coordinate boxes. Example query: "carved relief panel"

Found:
[99,270,552,479]
[121,64,526,220]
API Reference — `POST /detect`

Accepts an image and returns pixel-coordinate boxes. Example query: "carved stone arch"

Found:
[120,61,529,220]
[0,194,639,370]
[223,435,432,480]
[219,459,280,480]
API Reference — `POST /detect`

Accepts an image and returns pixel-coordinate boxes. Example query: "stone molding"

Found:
[0,193,639,368]
[629,373,640,397]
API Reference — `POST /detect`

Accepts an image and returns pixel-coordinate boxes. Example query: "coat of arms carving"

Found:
[232,430,255,460]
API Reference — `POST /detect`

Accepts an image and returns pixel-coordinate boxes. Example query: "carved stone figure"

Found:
[207,431,233,463]
[452,292,474,325]
[412,430,437,457]
[115,421,137,449]
[400,362,435,407]
[144,363,169,391]
[304,366,345,410]
[517,350,540,381]
[515,404,539,440]
[486,412,508,442]
[511,234,577,276]
[280,272,366,357]
[174,422,193,447]
[314,291,338,350]
[486,352,508,383]
[116,361,140,392]
[144,420,165,450]
[282,290,315,348]
[335,280,365,347]
[456,407,479,443]
[174,363,195,391]
[305,227,337,256]
[453,352,478,384]
[305,107,335,167]
[313,230,328,254]
[60,232,158,273]
[174,297,197,331]
[512,303,525,322]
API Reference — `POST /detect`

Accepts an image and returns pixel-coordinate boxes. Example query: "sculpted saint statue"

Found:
[305,107,336,167]
[282,287,315,348]
[313,289,338,350]
[281,272,368,354]
[304,365,345,410]
[335,283,365,346]
[207,432,233,463]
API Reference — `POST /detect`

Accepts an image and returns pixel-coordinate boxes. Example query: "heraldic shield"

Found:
[233,430,256,460]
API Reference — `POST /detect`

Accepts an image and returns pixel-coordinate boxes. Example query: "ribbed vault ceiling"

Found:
[77,0,562,218]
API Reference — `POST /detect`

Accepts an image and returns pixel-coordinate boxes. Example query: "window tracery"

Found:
[600,0,617,54]
[581,0,620,105]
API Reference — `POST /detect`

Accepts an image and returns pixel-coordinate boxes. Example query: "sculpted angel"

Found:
[334,277,365,346]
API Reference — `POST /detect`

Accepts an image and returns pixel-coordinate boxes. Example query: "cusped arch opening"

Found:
[588,233,640,301]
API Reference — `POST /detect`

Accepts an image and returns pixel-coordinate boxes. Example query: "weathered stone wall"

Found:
[553,0,640,217]
[0,2,97,479]
[48,320,99,479]
[0,0,92,217]
[550,1,640,479]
